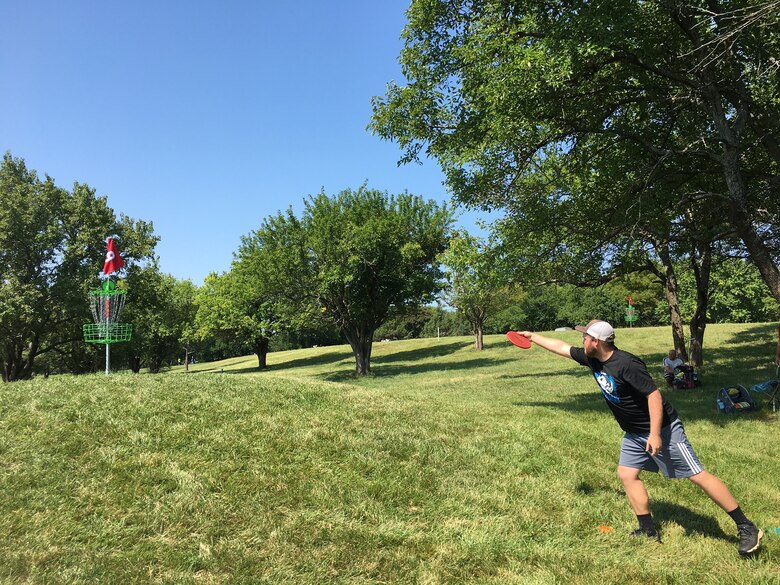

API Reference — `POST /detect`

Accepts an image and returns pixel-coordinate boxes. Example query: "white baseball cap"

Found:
[575,319,615,342]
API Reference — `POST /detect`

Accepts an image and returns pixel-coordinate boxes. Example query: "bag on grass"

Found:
[673,365,700,389]
[716,385,755,413]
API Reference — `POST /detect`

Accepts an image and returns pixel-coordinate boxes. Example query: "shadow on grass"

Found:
[373,340,473,364]
[512,386,777,425]
[273,349,355,370]
[652,501,733,542]
[189,325,779,400]
[321,356,516,382]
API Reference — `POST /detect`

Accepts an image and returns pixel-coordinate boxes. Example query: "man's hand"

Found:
[646,434,662,456]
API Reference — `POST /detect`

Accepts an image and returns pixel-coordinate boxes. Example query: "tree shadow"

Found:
[372,340,472,364]
[321,356,516,382]
[512,387,778,425]
[272,349,355,370]
[727,323,777,344]
[496,367,591,382]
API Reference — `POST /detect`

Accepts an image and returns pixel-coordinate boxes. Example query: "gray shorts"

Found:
[619,418,704,479]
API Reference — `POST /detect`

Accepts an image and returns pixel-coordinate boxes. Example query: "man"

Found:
[516,320,762,556]
[662,349,684,386]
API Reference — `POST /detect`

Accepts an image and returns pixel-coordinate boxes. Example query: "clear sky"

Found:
[1,1,498,284]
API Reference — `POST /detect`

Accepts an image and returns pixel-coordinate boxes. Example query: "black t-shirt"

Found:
[570,346,679,433]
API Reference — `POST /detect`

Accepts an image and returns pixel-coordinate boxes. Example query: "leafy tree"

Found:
[374,307,433,341]
[192,271,275,369]
[677,257,778,323]
[371,0,780,303]
[305,187,452,373]
[241,187,453,374]
[419,304,462,338]
[118,267,197,373]
[0,153,157,381]
[441,231,510,349]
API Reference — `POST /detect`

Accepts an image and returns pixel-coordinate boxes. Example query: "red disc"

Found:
[506,331,532,349]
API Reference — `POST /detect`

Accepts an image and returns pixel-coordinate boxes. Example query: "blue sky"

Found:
[1,1,498,284]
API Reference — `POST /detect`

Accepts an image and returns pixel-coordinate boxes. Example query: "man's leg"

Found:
[687,470,737,511]
[688,470,762,555]
[618,465,659,539]
[618,465,651,514]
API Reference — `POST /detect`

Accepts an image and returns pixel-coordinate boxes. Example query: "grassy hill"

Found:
[1,324,778,584]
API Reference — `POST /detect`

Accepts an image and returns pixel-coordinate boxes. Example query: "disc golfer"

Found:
[514,320,762,556]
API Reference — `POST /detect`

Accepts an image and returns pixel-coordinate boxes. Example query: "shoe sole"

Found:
[739,528,763,556]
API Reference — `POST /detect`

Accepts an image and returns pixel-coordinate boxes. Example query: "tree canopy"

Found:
[371,0,780,307]
[0,153,157,381]
[237,186,454,374]
[441,231,509,349]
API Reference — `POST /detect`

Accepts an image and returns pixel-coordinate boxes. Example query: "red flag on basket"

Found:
[103,238,125,275]
[627,295,634,306]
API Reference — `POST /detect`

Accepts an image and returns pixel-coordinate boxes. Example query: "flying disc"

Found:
[506,331,532,349]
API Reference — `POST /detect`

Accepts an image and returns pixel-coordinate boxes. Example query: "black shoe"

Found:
[630,528,661,542]
[737,523,763,556]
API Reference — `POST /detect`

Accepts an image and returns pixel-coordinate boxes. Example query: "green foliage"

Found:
[191,271,275,368]
[0,152,158,381]
[117,267,197,373]
[495,285,627,331]
[675,257,779,323]
[441,231,510,348]
[302,187,453,328]
[238,186,453,374]
[372,0,780,305]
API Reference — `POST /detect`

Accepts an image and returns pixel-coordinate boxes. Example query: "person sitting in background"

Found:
[663,349,684,386]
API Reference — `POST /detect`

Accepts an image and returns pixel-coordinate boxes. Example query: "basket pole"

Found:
[104,294,110,375]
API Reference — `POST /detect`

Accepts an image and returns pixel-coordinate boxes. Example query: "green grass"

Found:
[1,324,779,584]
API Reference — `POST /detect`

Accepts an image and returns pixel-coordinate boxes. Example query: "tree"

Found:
[441,231,509,349]
[371,0,780,303]
[0,153,157,381]
[119,267,197,373]
[240,187,453,374]
[192,270,277,370]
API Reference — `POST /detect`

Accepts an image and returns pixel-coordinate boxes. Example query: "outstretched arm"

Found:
[517,331,573,358]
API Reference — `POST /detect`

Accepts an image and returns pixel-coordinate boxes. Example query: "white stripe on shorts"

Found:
[677,441,702,475]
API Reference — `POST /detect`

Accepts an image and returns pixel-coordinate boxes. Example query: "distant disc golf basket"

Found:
[83,280,132,373]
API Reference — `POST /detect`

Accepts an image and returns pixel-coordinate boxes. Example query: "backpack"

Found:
[673,365,700,389]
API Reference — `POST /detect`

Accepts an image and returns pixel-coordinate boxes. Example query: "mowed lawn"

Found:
[1,324,778,584]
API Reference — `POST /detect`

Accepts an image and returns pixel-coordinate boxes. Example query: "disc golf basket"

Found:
[83,280,132,373]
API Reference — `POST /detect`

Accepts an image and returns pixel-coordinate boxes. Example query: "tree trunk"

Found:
[722,156,780,304]
[343,326,373,375]
[254,337,269,369]
[149,355,163,374]
[688,241,712,368]
[2,339,36,382]
[656,244,688,361]
[704,81,780,305]
[473,320,484,350]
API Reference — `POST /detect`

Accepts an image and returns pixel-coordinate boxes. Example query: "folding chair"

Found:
[750,366,779,413]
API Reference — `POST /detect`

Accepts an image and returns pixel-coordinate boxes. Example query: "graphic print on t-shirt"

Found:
[593,371,620,403]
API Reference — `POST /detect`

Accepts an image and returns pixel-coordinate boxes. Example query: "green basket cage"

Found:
[83,322,133,344]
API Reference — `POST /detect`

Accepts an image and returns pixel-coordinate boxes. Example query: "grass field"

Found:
[1,323,778,584]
